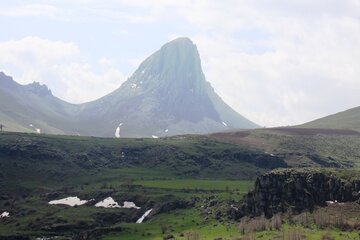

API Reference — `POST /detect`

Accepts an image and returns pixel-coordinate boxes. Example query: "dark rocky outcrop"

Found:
[233,168,360,219]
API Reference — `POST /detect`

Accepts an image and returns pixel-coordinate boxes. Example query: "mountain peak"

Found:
[98,37,258,136]
[138,37,201,80]
[0,72,21,90]
[126,37,205,95]
[165,37,194,46]
[25,82,52,96]
[160,37,197,54]
[0,72,14,83]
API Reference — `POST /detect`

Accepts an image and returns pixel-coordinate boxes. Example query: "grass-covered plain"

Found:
[0,131,283,194]
[103,208,360,240]
[135,179,253,191]
[1,131,360,239]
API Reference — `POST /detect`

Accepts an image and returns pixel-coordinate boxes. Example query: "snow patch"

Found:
[131,83,137,89]
[222,121,228,127]
[265,152,275,157]
[152,135,159,139]
[123,201,141,209]
[0,212,9,218]
[115,127,120,138]
[136,209,152,223]
[326,200,345,205]
[29,123,41,134]
[115,123,123,138]
[141,70,145,74]
[95,197,141,209]
[230,204,239,211]
[95,197,121,208]
[165,129,169,133]
[49,197,88,207]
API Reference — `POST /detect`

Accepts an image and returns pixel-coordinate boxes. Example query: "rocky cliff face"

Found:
[233,169,360,219]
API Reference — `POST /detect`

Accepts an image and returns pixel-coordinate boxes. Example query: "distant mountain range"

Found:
[0,37,258,137]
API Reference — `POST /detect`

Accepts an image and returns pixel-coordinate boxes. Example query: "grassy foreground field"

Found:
[103,207,360,240]
[0,132,262,238]
[1,131,360,239]
[135,179,253,191]
[0,165,254,238]
[1,165,359,240]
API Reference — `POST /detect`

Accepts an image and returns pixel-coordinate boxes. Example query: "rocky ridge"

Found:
[233,168,360,219]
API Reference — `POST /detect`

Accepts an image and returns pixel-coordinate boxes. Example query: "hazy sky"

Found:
[0,0,359,127]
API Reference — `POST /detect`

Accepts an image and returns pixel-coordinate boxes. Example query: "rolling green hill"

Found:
[211,127,360,168]
[301,106,360,131]
[0,131,286,196]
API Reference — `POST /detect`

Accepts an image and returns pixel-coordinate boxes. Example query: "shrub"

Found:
[184,231,200,240]
[321,233,335,240]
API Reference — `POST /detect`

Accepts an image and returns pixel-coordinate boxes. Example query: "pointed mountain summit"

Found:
[125,37,221,122]
[78,37,258,137]
[0,38,258,137]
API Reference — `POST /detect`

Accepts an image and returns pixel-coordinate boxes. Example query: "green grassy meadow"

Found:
[1,131,360,239]
[0,170,254,238]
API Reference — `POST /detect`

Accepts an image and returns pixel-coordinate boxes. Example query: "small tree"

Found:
[0,124,3,131]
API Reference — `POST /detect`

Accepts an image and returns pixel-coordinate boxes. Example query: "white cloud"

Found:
[169,0,360,126]
[52,0,359,126]
[0,4,59,17]
[0,37,126,103]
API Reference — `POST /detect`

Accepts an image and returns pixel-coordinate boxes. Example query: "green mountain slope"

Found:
[211,127,360,168]
[301,106,360,131]
[0,72,78,134]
